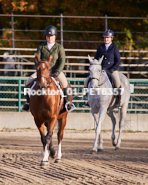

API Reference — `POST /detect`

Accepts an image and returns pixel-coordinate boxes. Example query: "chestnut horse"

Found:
[30,54,71,167]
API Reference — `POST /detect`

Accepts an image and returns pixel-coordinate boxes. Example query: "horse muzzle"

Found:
[37,82,47,89]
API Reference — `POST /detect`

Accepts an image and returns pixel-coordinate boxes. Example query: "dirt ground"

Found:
[0,129,147,185]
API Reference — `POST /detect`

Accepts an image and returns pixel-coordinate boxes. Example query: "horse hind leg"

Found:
[98,133,103,152]
[55,116,67,163]
[107,111,117,147]
[115,103,128,150]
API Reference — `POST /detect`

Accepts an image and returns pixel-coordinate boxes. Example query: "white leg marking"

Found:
[56,142,62,160]
[42,144,49,161]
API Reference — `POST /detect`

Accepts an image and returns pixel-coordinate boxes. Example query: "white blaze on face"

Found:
[42,63,45,68]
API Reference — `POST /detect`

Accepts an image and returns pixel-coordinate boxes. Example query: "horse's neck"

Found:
[100,70,107,83]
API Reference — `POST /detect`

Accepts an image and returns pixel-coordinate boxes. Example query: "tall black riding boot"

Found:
[114,86,121,107]
[21,81,34,112]
[63,85,75,112]
[21,93,30,112]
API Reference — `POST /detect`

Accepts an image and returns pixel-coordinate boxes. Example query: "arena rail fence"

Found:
[1,47,148,79]
[0,78,148,113]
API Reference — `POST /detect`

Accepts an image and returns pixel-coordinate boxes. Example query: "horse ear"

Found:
[88,55,93,64]
[98,55,104,65]
[35,54,40,62]
[48,54,53,63]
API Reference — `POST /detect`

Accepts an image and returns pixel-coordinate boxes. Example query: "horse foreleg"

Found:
[116,104,127,150]
[34,118,46,148]
[55,116,67,163]
[92,113,99,153]
[40,131,52,167]
[42,116,57,167]
[92,109,106,153]
[93,113,103,151]
[44,122,56,159]
[98,133,103,151]
[34,119,49,167]
[107,111,117,146]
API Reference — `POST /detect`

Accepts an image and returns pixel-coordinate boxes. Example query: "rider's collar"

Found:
[47,42,55,50]
[105,42,112,50]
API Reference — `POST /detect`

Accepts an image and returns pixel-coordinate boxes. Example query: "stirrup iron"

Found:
[65,101,76,112]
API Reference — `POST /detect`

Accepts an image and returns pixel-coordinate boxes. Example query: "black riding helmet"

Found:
[103,29,114,37]
[43,25,57,36]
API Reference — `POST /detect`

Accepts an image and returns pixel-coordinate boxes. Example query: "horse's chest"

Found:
[88,94,109,110]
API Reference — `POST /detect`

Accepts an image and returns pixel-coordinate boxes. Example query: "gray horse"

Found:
[87,55,130,152]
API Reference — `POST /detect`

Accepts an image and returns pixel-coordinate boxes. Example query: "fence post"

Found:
[105,15,108,31]
[11,12,15,48]
[60,13,63,46]
[18,79,21,112]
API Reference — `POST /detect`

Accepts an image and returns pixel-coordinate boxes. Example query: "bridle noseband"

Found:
[89,77,100,82]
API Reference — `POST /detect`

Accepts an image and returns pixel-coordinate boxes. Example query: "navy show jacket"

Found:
[94,43,120,70]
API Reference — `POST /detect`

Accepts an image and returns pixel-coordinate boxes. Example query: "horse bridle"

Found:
[89,64,108,86]
[37,61,51,83]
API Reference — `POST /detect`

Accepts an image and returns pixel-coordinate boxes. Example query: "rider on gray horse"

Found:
[83,29,121,107]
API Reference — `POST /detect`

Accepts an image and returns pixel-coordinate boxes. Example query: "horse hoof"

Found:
[112,139,116,146]
[97,148,103,152]
[40,161,49,168]
[115,147,120,150]
[91,150,97,154]
[112,142,116,147]
[54,159,61,163]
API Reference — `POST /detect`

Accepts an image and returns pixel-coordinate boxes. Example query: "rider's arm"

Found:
[111,45,120,71]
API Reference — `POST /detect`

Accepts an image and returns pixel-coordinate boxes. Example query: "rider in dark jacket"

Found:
[94,42,120,73]
[83,29,121,107]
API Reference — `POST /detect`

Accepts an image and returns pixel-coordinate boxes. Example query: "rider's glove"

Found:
[52,71,60,77]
